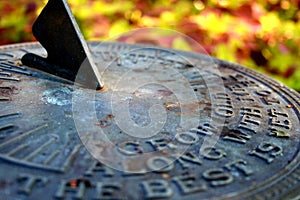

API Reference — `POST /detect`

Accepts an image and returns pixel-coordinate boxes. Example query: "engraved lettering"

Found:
[229,74,244,81]
[263,96,280,105]
[238,115,260,133]
[147,138,167,150]
[175,132,199,145]
[222,129,251,144]
[269,108,288,118]
[227,84,249,96]
[203,147,226,160]
[270,117,291,129]
[84,161,114,177]
[173,175,207,195]
[215,107,234,118]
[268,108,292,137]
[94,183,121,200]
[117,141,142,155]
[189,72,206,89]
[147,138,176,151]
[230,74,258,88]
[238,107,262,134]
[147,156,174,172]
[190,123,217,136]
[214,92,231,101]
[214,93,234,118]
[241,114,260,126]
[256,90,271,96]
[176,151,202,169]
[242,107,262,118]
[249,142,283,164]
[18,174,48,195]
[256,90,280,105]
[55,179,91,199]
[225,159,253,176]
[141,179,173,199]
[202,168,233,187]
[236,96,255,102]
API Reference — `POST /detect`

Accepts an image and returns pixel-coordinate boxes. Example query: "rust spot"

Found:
[0,86,18,97]
[97,86,108,92]
[96,120,111,128]
[16,62,23,66]
[67,178,92,188]
[220,127,236,137]
[286,104,293,108]
[69,179,77,188]
[107,114,115,119]
[161,150,168,155]
[96,114,115,128]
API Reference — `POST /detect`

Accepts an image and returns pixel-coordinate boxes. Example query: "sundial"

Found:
[0,0,300,199]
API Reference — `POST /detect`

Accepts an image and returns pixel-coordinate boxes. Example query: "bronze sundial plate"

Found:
[0,42,299,199]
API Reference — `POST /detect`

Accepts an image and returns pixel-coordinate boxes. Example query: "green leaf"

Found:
[270,130,290,138]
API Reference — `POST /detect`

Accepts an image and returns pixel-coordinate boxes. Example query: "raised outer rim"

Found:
[0,41,299,200]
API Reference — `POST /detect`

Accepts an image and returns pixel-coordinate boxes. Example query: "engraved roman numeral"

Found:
[0,60,31,80]
[61,144,82,172]
[0,124,14,132]
[2,61,27,70]
[0,123,15,139]
[0,76,20,81]
[43,150,60,165]
[0,66,31,76]
[0,53,14,61]
[0,112,21,120]
[0,97,10,101]
[0,70,12,76]
[23,135,58,161]
[0,124,48,149]
[0,124,82,173]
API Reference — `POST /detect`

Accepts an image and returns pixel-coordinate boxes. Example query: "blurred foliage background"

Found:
[0,0,300,91]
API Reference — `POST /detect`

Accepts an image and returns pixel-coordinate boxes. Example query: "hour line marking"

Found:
[0,124,48,149]
[24,136,57,161]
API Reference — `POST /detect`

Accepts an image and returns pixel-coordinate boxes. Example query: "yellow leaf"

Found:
[259,13,281,33]
[109,20,130,38]
[172,37,192,52]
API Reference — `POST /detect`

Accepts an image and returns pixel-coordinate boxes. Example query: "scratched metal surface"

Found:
[0,42,299,200]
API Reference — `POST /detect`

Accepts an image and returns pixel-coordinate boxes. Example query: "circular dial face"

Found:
[0,42,299,200]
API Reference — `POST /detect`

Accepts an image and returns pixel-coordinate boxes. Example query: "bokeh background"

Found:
[1,0,300,91]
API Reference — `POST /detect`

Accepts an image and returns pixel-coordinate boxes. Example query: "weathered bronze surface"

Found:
[0,42,299,199]
[21,0,103,90]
